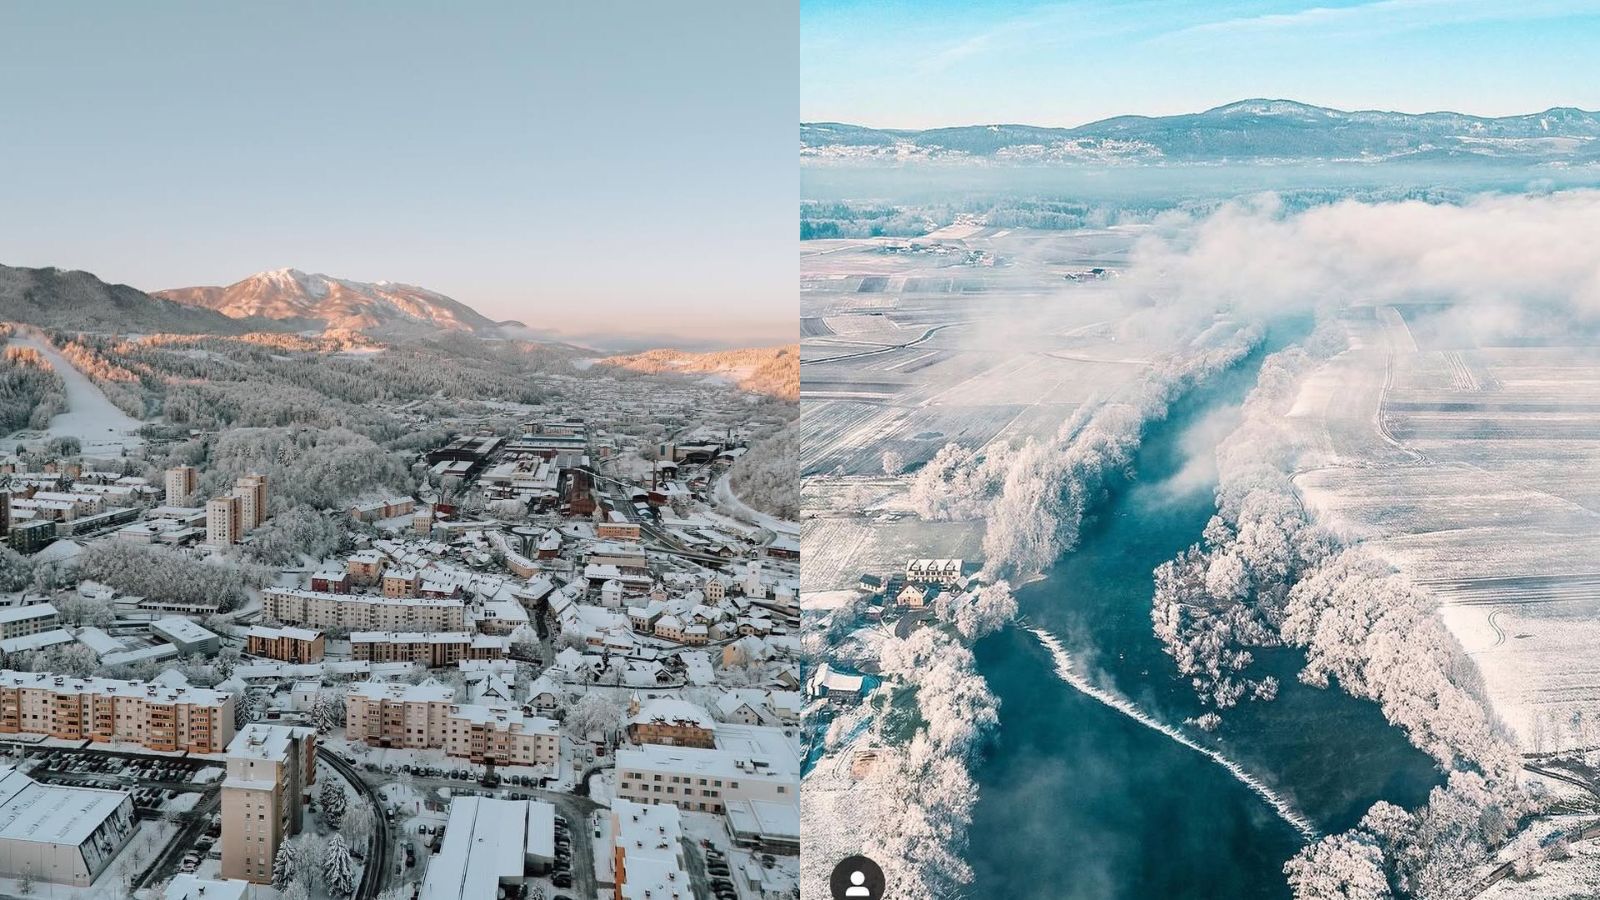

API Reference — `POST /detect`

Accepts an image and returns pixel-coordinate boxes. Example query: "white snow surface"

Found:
[2,334,143,454]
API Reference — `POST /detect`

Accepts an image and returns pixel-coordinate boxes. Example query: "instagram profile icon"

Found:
[830,855,886,900]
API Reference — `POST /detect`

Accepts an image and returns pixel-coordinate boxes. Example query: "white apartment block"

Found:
[262,587,466,631]
[344,681,456,750]
[614,724,798,816]
[0,603,59,640]
[441,706,559,768]
[0,670,235,753]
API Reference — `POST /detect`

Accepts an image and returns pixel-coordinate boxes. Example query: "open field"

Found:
[799,226,1182,599]
[1289,304,1600,749]
[800,228,1159,478]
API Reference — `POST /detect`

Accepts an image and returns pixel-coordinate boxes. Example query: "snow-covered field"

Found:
[1,333,144,455]
[1286,306,1600,750]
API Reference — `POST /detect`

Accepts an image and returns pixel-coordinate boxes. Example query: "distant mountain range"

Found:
[596,345,799,401]
[802,99,1600,165]
[155,268,506,336]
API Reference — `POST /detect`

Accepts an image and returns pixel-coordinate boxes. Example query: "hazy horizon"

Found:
[0,2,798,349]
[804,0,1600,129]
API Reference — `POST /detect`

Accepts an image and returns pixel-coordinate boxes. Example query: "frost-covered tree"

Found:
[1283,833,1391,900]
[241,690,270,724]
[850,628,1000,898]
[880,450,906,476]
[727,427,798,519]
[0,547,34,592]
[311,687,348,733]
[243,505,348,566]
[322,834,356,898]
[563,693,624,744]
[319,779,347,822]
[340,802,376,853]
[934,581,1018,640]
[54,593,114,627]
[272,839,299,888]
[77,542,267,611]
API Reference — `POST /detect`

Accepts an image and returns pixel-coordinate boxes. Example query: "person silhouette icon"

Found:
[830,855,885,900]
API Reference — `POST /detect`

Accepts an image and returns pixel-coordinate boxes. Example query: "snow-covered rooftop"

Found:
[0,765,130,848]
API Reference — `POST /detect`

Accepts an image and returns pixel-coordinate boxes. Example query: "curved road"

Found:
[1466,762,1600,897]
[801,321,968,366]
[319,747,392,900]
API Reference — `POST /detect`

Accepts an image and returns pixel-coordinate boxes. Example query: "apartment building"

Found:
[349,632,508,668]
[613,724,798,817]
[207,495,242,546]
[164,466,197,504]
[0,671,235,753]
[350,496,415,523]
[261,588,466,631]
[344,681,456,750]
[346,549,387,585]
[244,626,326,663]
[0,603,59,640]
[221,724,315,884]
[611,800,691,900]
[624,698,716,749]
[344,683,559,768]
[234,474,268,531]
[441,705,559,768]
[382,567,420,598]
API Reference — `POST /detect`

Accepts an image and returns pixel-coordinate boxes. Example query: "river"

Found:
[963,339,1441,899]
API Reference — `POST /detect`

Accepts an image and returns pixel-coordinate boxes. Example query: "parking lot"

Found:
[0,744,226,890]
[363,759,601,900]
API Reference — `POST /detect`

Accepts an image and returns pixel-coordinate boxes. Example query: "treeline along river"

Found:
[964,337,1441,899]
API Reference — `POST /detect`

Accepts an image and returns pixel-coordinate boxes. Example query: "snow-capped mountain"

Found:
[154,268,502,336]
[802,99,1600,164]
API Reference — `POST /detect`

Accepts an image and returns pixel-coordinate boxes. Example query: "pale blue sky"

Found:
[0,2,797,348]
[804,0,1600,128]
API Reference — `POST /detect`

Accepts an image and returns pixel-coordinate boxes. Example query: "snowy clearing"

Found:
[2,333,144,454]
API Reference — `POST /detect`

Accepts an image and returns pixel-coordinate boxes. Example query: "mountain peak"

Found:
[154,268,501,337]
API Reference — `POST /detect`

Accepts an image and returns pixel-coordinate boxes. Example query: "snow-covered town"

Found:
[0,320,800,900]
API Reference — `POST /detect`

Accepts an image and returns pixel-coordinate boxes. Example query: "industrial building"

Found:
[420,796,555,900]
[0,765,136,886]
[151,617,222,656]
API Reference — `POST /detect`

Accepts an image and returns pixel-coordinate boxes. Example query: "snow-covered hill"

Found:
[802,99,1600,164]
[0,263,250,334]
[595,345,799,401]
[155,268,502,337]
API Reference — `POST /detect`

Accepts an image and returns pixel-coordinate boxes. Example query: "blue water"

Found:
[964,341,1441,899]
